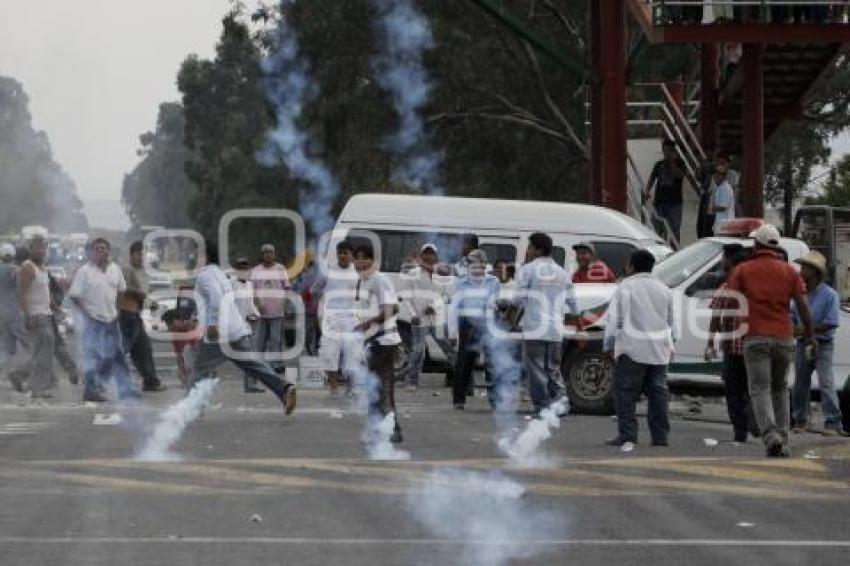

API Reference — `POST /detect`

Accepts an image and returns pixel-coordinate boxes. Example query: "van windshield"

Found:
[653,239,724,289]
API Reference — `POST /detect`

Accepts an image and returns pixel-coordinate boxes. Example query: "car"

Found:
[563,218,850,414]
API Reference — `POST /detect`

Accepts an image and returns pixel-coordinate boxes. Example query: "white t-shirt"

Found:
[712,180,736,232]
[313,265,359,333]
[355,271,401,346]
[68,262,126,323]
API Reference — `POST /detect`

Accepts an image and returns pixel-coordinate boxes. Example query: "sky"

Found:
[0,0,233,230]
[0,1,848,230]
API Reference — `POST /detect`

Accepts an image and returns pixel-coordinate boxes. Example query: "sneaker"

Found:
[282,385,297,416]
[605,436,632,447]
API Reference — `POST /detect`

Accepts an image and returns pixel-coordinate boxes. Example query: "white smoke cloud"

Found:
[371,0,444,194]
[408,468,565,566]
[135,378,219,462]
[260,1,340,238]
[498,399,567,468]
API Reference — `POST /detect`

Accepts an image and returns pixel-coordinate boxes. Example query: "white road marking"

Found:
[0,537,847,547]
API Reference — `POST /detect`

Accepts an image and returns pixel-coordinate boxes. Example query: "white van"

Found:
[333,194,673,413]
[336,194,672,276]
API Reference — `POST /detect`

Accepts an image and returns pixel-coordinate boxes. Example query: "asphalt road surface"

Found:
[1,363,848,566]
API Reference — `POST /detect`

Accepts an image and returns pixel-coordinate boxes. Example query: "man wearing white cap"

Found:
[726,224,816,457]
[398,243,441,389]
[791,251,845,435]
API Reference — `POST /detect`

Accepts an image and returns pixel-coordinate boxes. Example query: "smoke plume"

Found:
[408,468,565,566]
[498,399,567,468]
[260,1,340,238]
[371,0,443,194]
[136,378,219,461]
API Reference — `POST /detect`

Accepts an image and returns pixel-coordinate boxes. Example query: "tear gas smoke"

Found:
[371,0,443,194]
[408,468,565,566]
[261,1,340,238]
[136,378,219,461]
[498,398,567,468]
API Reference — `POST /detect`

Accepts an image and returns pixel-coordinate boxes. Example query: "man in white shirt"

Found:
[193,242,296,415]
[710,170,736,234]
[68,238,138,403]
[352,243,404,444]
[233,257,263,393]
[398,243,442,389]
[251,243,290,372]
[604,250,679,448]
[514,232,577,416]
[312,240,358,393]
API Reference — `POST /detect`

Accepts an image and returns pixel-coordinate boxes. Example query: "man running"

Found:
[192,241,296,415]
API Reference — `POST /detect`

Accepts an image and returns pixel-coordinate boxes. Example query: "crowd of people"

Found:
[662,1,848,25]
[0,221,846,457]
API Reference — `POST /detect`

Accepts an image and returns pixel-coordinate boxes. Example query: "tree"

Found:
[122,103,197,233]
[177,10,299,260]
[808,154,850,208]
[0,76,88,234]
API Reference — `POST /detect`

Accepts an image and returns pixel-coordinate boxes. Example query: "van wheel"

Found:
[563,344,615,415]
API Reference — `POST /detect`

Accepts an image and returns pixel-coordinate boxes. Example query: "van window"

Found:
[553,246,566,267]
[348,231,464,273]
[480,243,517,265]
[592,242,637,276]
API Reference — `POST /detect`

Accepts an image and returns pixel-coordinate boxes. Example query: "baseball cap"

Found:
[0,243,15,259]
[572,241,596,254]
[752,224,781,249]
[421,243,438,254]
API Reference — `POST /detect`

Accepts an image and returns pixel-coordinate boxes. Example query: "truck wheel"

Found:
[563,344,615,415]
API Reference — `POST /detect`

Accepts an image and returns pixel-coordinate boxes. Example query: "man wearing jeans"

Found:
[193,241,296,415]
[251,243,289,373]
[399,243,441,389]
[791,251,845,435]
[727,224,815,458]
[68,238,139,403]
[604,250,678,449]
[514,233,577,416]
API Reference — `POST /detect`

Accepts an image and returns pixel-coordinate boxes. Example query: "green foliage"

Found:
[809,153,850,207]
[121,102,197,234]
[0,76,88,234]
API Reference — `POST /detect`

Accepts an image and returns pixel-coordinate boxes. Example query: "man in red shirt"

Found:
[726,224,815,458]
[572,242,617,284]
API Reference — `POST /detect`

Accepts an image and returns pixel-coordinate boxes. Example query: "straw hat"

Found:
[795,250,827,276]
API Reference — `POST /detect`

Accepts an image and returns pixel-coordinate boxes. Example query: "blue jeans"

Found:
[82,316,135,399]
[405,325,427,386]
[612,354,670,443]
[655,201,683,243]
[254,317,284,371]
[193,334,291,400]
[793,340,843,429]
[743,336,795,447]
[522,340,567,412]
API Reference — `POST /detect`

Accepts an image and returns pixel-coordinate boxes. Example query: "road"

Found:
[0,365,848,566]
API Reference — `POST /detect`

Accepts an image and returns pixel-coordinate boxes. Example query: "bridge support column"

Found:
[589,0,627,212]
[700,43,719,155]
[741,43,765,218]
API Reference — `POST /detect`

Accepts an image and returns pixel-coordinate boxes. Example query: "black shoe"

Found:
[390,430,404,444]
[651,439,669,447]
[282,385,297,416]
[83,392,108,403]
[766,437,784,458]
[143,383,167,392]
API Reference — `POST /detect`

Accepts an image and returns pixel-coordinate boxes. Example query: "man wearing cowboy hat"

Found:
[791,250,845,436]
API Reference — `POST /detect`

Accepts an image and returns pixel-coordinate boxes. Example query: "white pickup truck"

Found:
[564,221,850,415]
